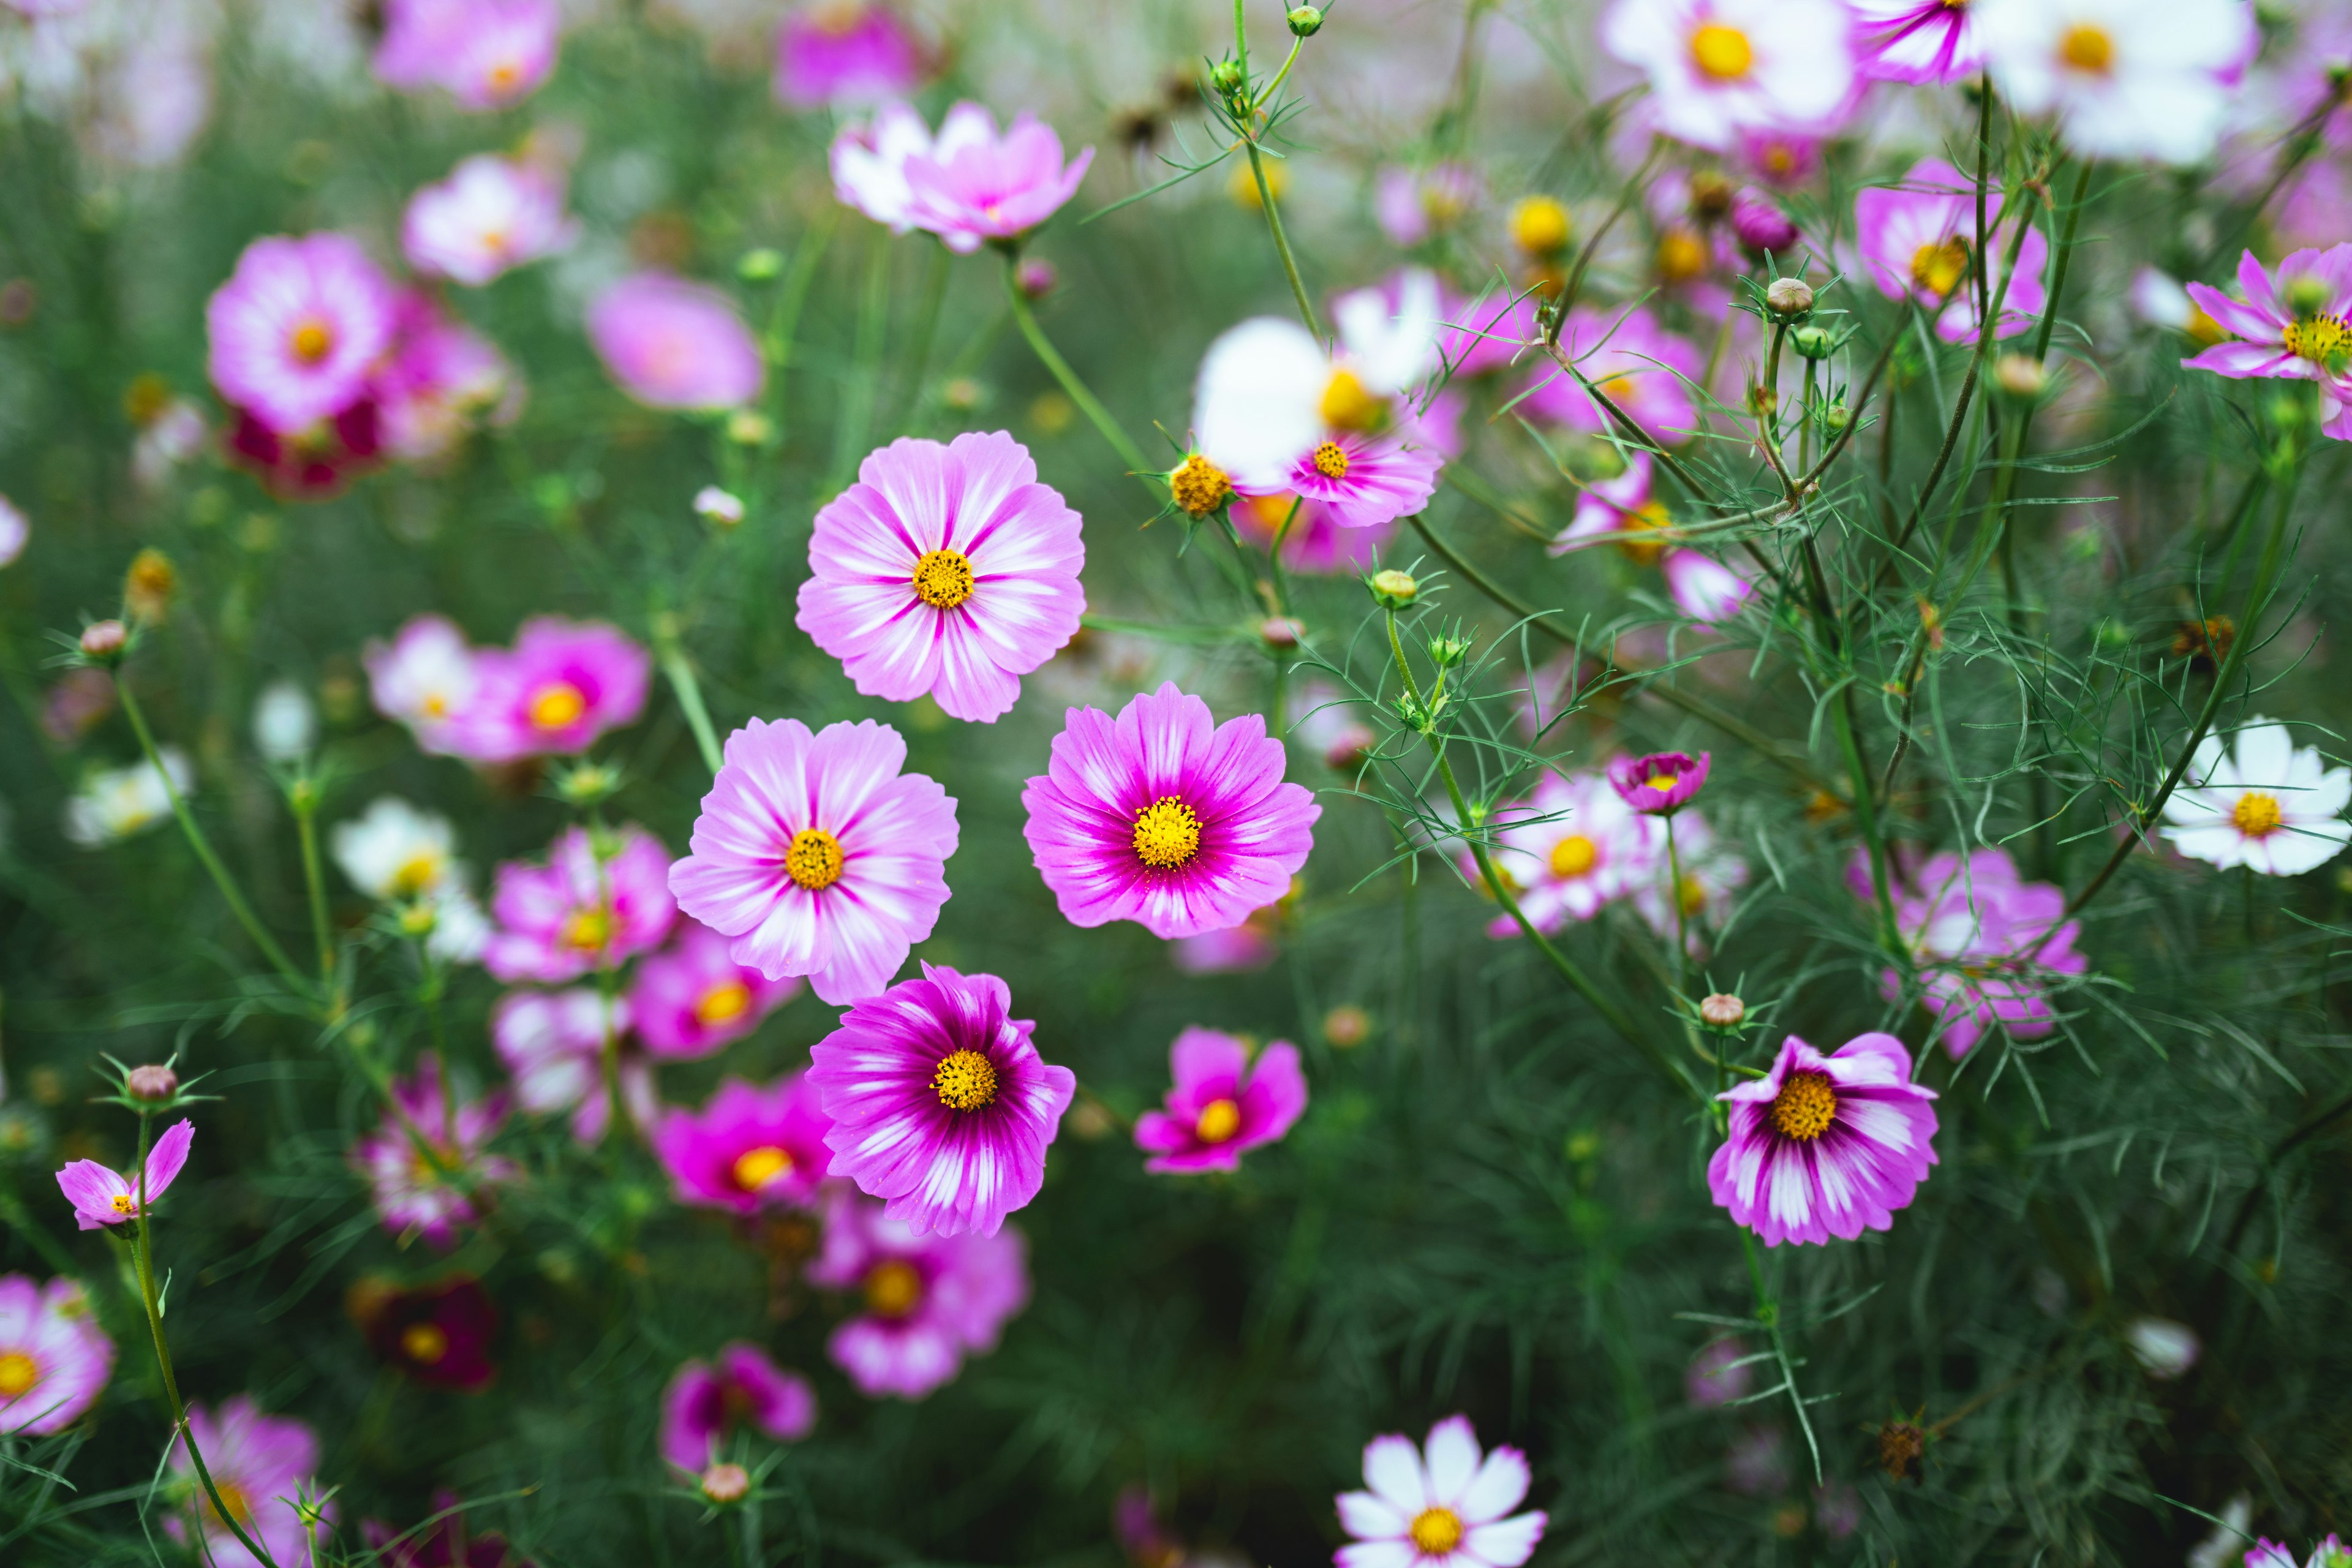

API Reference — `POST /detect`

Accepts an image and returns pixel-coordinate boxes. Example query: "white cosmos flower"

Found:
[1602,0,1859,153]
[1336,1414,1547,1568]
[64,750,192,848]
[332,796,464,899]
[0,494,26,567]
[422,884,491,965]
[252,680,317,764]
[1975,0,2255,167]
[2158,717,2352,876]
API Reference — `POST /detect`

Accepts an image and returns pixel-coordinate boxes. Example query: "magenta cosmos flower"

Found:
[447,616,649,764]
[1280,431,1442,531]
[1133,1028,1308,1174]
[2247,1540,2352,1568]
[1521,305,1705,441]
[1022,682,1320,940]
[669,717,956,1005]
[1231,491,1396,574]
[486,824,677,984]
[1853,159,2051,346]
[1875,848,2087,1059]
[652,1072,835,1214]
[1708,1032,1939,1246]
[660,1343,816,1471]
[1336,1414,1548,1568]
[586,273,766,412]
[1849,0,1987,83]
[374,290,519,464]
[831,101,995,232]
[0,1275,113,1435]
[899,104,1094,254]
[1472,770,1660,935]
[168,1396,332,1568]
[355,1275,499,1392]
[350,1054,517,1249]
[775,0,923,108]
[1608,750,1711,815]
[807,1191,1030,1399]
[375,0,559,110]
[402,153,577,287]
[2184,248,2352,433]
[630,922,802,1058]
[206,233,398,436]
[365,614,477,754]
[55,1117,194,1230]
[807,963,1074,1237]
[797,431,1085,723]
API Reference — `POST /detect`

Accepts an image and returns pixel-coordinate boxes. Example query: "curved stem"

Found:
[656,631,725,777]
[1001,257,1156,483]
[1245,143,1321,337]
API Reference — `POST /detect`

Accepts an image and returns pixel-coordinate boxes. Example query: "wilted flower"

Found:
[897,104,1093,253]
[352,1275,500,1392]
[629,922,801,1058]
[1335,1414,1548,1568]
[485,824,677,984]
[658,1343,816,1471]
[1602,0,1858,152]
[349,1055,514,1249]
[1975,0,2252,167]
[166,1397,334,1568]
[1133,1028,1307,1174]
[1708,1032,1940,1246]
[587,273,766,412]
[402,154,578,286]
[807,1191,1031,1399]
[64,750,192,848]
[333,797,464,901]
[652,1073,835,1214]
[206,232,397,437]
[1852,159,2051,345]
[0,1275,114,1434]
[2160,717,2352,875]
[774,0,922,108]
[446,617,650,763]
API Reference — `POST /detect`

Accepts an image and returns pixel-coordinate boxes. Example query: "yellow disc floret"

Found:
[1770,1070,1838,1142]
[1409,1506,1464,1555]
[933,1048,1000,1111]
[1550,834,1598,878]
[1171,454,1235,517]
[0,1352,37,1397]
[1319,369,1387,432]
[785,827,845,891]
[290,319,334,364]
[529,680,588,731]
[1195,1098,1243,1144]
[562,907,612,952]
[864,1259,923,1317]
[2233,791,2283,837]
[1132,796,1204,870]
[399,1322,450,1365]
[1311,440,1351,480]
[912,548,975,609]
[731,1145,794,1191]
[2059,22,2113,73]
[1689,21,1754,80]
[696,981,753,1027]
[1510,195,1573,257]
[2283,313,2350,365]
[1910,237,1970,300]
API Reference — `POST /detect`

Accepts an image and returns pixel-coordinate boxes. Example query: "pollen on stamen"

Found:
[1769,1070,1838,1142]
[1132,796,1204,869]
[911,548,975,610]
[785,827,845,891]
[1311,440,1351,480]
[932,1048,1000,1111]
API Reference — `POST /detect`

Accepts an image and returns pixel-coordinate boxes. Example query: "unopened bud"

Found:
[1686,170,1733,222]
[725,409,773,447]
[1209,60,1245,96]
[127,1065,178,1101]
[1698,993,1746,1028]
[397,902,438,938]
[1259,616,1303,649]
[1286,4,1324,37]
[736,247,784,282]
[699,1463,751,1504]
[1993,352,2046,399]
[1324,1003,1371,1048]
[1168,454,1232,518]
[1764,277,1813,317]
[1368,568,1418,609]
[1789,325,1834,360]
[1014,258,1058,300]
[1428,634,1472,667]
[555,761,622,808]
[1510,195,1572,257]
[1823,402,1850,432]
[80,619,127,661]
[693,486,745,528]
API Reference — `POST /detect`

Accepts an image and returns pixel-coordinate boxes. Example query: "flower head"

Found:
[775,0,922,108]
[333,796,464,901]
[797,431,1085,723]
[1134,1028,1308,1174]
[486,824,677,984]
[376,0,560,109]
[2182,248,2352,399]
[830,101,996,232]
[364,614,478,754]
[492,987,650,1145]
[55,1118,194,1231]
[1850,0,1988,83]
[630,922,802,1059]
[652,1073,835,1214]
[660,1343,816,1471]
[2160,717,2352,875]
[1975,0,2253,166]
[0,494,26,568]
[1282,430,1442,531]
[897,104,1093,253]
[1852,159,2051,345]
[1521,305,1705,440]
[807,1191,1030,1398]
[1708,1032,1940,1246]
[669,717,957,1005]
[352,1275,500,1392]
[1686,1338,1754,1408]
[1602,0,1860,152]
[587,273,765,412]
[1023,682,1321,940]
[447,617,650,763]
[2246,1538,2352,1568]
[64,750,192,847]
[1335,1414,1549,1568]
[1230,491,1396,575]
[350,1055,515,1250]
[402,154,576,287]
[1877,848,2087,1057]
[206,233,398,436]
[1476,770,1660,934]
[167,1397,333,1568]
[0,1275,113,1435]
[1608,750,1711,815]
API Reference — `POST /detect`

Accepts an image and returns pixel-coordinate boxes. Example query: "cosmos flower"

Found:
[1553,450,1754,622]
[1706,1032,1940,1246]
[446,617,650,764]
[1373,162,1482,247]
[377,296,516,458]
[659,1343,816,1471]
[402,154,577,286]
[350,1055,516,1250]
[1520,304,1705,441]
[55,1118,194,1231]
[807,1191,1030,1399]
[361,1496,530,1568]
[1229,491,1396,575]
[332,796,464,901]
[629,922,801,1058]
[1727,187,1800,260]
[774,0,922,108]
[2181,248,2352,430]
[364,614,478,755]
[829,100,996,232]
[586,273,766,412]
[1281,430,1442,531]
[1628,807,1748,952]
[1133,1028,1308,1175]
[796,431,1085,723]
[1975,0,2253,167]
[1850,0,1988,83]
[1852,159,2051,345]
[1022,682,1321,940]
[652,1073,835,1214]
[491,987,650,1145]
[1601,0,1860,153]
[1335,1414,1549,1568]
[1685,1337,1755,1408]
[205,232,398,436]
[63,750,193,848]
[0,494,25,567]
[806,963,1074,1237]
[897,104,1093,253]
[669,717,957,1005]
[375,0,560,110]
[1474,770,1660,935]
[1875,847,2087,1058]
[485,824,676,984]
[167,1396,334,1568]
[1608,750,1711,815]
[2245,1538,2351,1568]
[351,1275,500,1392]
[2159,717,2352,875]
[0,1275,113,1435]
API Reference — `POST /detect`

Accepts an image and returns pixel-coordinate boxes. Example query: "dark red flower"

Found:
[352,1275,499,1392]
[223,399,382,499]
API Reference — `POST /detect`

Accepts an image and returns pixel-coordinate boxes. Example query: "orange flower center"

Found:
[562,907,612,952]
[290,319,334,364]
[2059,23,2113,73]
[1409,1506,1464,1555]
[1171,454,1234,517]
[1770,1070,1838,1142]
[1550,834,1598,878]
[695,981,753,1027]
[731,1145,794,1191]
[1319,369,1387,432]
[1195,1098,1243,1144]
[785,827,844,891]
[0,1352,38,1396]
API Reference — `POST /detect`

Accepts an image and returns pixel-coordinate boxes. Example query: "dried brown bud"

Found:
[127,1065,179,1101]
[1877,1420,1927,1482]
[1698,993,1746,1028]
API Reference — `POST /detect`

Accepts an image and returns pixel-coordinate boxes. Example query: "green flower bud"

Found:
[1287,5,1325,36]
[1368,568,1419,609]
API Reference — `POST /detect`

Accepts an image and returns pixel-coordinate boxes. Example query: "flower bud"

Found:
[1686,170,1733,222]
[693,486,745,528]
[725,409,774,447]
[2285,274,2331,317]
[1510,195,1572,257]
[79,619,128,662]
[555,761,623,808]
[1286,5,1324,37]
[124,548,176,624]
[1698,993,1745,1028]
[127,1065,179,1101]
[1209,59,1246,97]
[1731,190,1800,260]
[1368,568,1419,609]
[1428,634,1472,668]
[1764,277,1813,318]
[1789,325,1834,360]
[1168,454,1232,518]
[1014,258,1058,300]
[1823,402,1850,432]
[736,247,784,282]
[699,1463,751,1505]
[1259,616,1303,649]
[1324,1003,1371,1049]
[1993,352,2046,400]
[397,902,439,938]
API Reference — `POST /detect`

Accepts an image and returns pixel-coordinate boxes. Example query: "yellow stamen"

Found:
[863,1259,922,1317]
[1770,1070,1838,1142]
[1195,1098,1243,1144]
[1910,237,1970,300]
[110,1192,136,1215]
[695,981,753,1027]
[2283,314,2350,364]
[1550,834,1598,878]
[1311,440,1351,480]
[932,1049,999,1111]
[391,851,443,897]
[1648,773,1679,793]
[1409,1506,1464,1555]
[528,681,587,730]
[731,1145,794,1191]
[1657,227,1709,283]
[0,1352,38,1396]
[1621,500,1674,567]
[562,907,612,952]
[290,320,334,364]
[1510,195,1572,257]
[2058,22,2113,72]
[1132,796,1204,870]
[1689,21,1754,80]
[912,548,975,609]
[1171,454,1234,517]
[205,1482,254,1529]
[399,1322,450,1365]
[1319,369,1386,432]
[2233,791,2283,837]
[785,827,844,891]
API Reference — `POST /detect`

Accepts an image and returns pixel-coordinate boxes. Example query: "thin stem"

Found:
[657,634,725,777]
[1001,257,1156,483]
[1664,815,1691,998]
[1740,1227,1822,1485]
[290,780,337,1005]
[1245,142,1321,337]
[2029,159,2095,364]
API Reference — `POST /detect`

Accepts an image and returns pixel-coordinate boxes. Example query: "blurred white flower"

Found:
[64,749,190,847]
[421,884,491,965]
[252,680,317,764]
[2125,1316,2200,1380]
[1602,0,1858,153]
[2186,1494,2252,1568]
[131,399,208,492]
[332,796,462,899]
[0,494,26,567]
[1975,0,2253,167]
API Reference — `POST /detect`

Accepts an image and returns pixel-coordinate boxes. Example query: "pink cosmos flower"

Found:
[1707,1032,1940,1246]
[668,717,957,1005]
[899,104,1094,254]
[374,292,519,464]
[364,614,478,755]
[1738,129,1823,188]
[1022,682,1321,940]
[586,273,766,412]
[807,963,1074,1237]
[1629,807,1748,951]
[1850,0,1987,83]
[447,616,650,764]
[485,824,678,984]
[1230,491,1396,575]
[0,494,26,568]
[1439,287,1539,379]
[0,1275,113,1435]
[830,101,995,232]
[1602,0,1860,153]
[774,1,922,108]
[206,233,398,436]
[1133,1028,1308,1174]
[1685,1337,1755,1408]
[1474,770,1660,935]
[350,1055,516,1249]
[375,0,559,110]
[1877,848,2088,1058]
[797,431,1085,723]
[1853,159,2051,345]
[55,1118,194,1231]
[2245,1539,2351,1568]
[402,154,578,286]
[1335,1414,1548,1568]
[2183,248,2352,440]
[660,1343,816,1471]
[807,1191,1030,1399]
[1373,162,1482,247]
[223,401,385,500]
[1556,451,1754,622]
[652,1072,836,1214]
[1278,431,1442,531]
[630,922,801,1058]
[167,1397,333,1568]
[1521,305,1705,441]
[1609,750,1711,815]
[492,986,650,1145]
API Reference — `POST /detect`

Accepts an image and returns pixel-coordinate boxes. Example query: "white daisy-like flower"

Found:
[1975,0,2255,167]
[64,750,192,848]
[1335,1414,1548,1568]
[331,796,465,899]
[1601,0,1859,153]
[2158,717,2352,876]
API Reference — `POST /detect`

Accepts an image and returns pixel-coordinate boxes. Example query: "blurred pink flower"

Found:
[447,616,650,763]
[808,1191,1030,1399]
[350,1055,515,1250]
[486,824,677,984]
[1708,1032,1939,1246]
[1335,1414,1548,1568]
[205,233,397,435]
[1850,0,1988,83]
[167,1397,333,1568]
[0,1275,113,1435]
[1474,770,1660,935]
[491,986,651,1144]
[654,1072,835,1213]
[374,292,519,464]
[831,100,995,231]
[774,1,922,108]
[1852,159,2050,345]
[630,922,801,1058]
[364,614,478,756]
[1373,162,1481,246]
[1878,847,2089,1058]
[587,273,766,411]
[1629,808,1747,951]
[660,1343,816,1471]
[376,0,560,110]
[1230,491,1396,575]
[1737,129,1822,187]
[1134,1028,1307,1174]
[54,1118,194,1231]
[1602,0,1859,152]
[1170,884,1295,973]
[1520,305,1704,441]
[0,494,25,567]
[1685,1337,1754,1408]
[899,104,1093,253]
[1439,286,1538,379]
[402,154,578,286]
[1555,450,1755,623]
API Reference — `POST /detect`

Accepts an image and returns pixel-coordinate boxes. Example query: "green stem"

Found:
[290,779,337,1005]
[894,244,952,429]
[1245,142,1321,338]
[657,634,725,777]
[1001,257,1156,483]
[2030,159,2095,364]
[1740,1228,1821,1485]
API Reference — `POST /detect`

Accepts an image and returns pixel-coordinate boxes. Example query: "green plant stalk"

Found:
[825,228,894,494]
[1001,257,1156,485]
[1741,1227,1821,1484]
[290,779,338,1007]
[894,244,952,427]
[1245,143,1321,338]
[2029,160,2095,365]
[113,677,307,995]
[658,638,726,777]
[1664,814,1692,1000]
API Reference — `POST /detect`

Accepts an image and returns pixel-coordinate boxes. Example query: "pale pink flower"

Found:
[807,1190,1030,1399]
[167,1397,333,1568]
[350,1055,516,1248]
[54,1118,194,1231]
[831,100,995,233]
[373,292,519,464]
[1602,0,1860,153]
[1335,1414,1548,1568]
[587,273,766,412]
[205,233,398,436]
[402,154,578,286]
[0,1275,113,1436]
[1520,305,1705,441]
[491,987,652,1145]
[1852,159,2051,345]
[659,1343,816,1471]
[1976,0,2252,167]
[898,104,1093,254]
[1472,771,1660,935]
[445,616,650,764]
[376,0,560,110]
[364,614,478,755]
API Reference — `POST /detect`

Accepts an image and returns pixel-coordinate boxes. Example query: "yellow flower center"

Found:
[695,981,753,1027]
[1621,499,1674,567]
[1319,369,1387,433]
[1311,440,1351,480]
[1195,1098,1243,1144]
[0,1351,38,1396]
[562,907,612,952]
[290,319,334,364]
[2059,22,2113,72]
[2233,791,2283,837]
[1689,21,1754,80]
[110,1192,137,1215]
[1132,796,1204,870]
[1910,237,1970,300]
[1550,834,1598,878]
[731,1144,795,1191]
[1679,873,1708,916]
[1170,454,1234,517]
[1648,773,1679,793]
[399,1322,450,1365]
[863,1259,922,1317]
[1409,1506,1464,1555]
[1511,195,1573,256]
[528,680,588,730]
[206,1482,254,1529]
[932,1048,999,1111]
[912,548,975,610]
[1657,227,1709,283]
[2283,314,2350,364]
[1770,1070,1838,1142]
[785,827,844,891]
[391,850,443,897]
